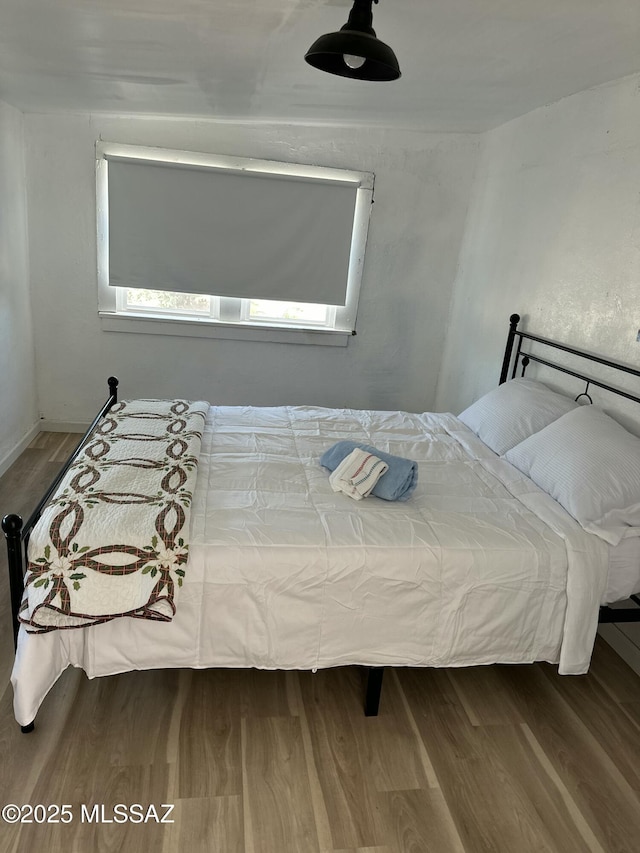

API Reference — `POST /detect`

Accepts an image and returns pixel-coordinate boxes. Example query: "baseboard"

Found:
[598,624,640,676]
[0,422,41,478]
[38,420,90,434]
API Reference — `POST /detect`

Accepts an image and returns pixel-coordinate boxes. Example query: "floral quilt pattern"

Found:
[20,398,208,632]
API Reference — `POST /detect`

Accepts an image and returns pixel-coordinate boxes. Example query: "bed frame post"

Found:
[108,376,119,403]
[364,667,384,716]
[2,513,25,649]
[499,313,520,384]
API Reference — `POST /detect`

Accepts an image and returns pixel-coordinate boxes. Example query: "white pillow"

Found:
[504,406,640,545]
[457,378,577,455]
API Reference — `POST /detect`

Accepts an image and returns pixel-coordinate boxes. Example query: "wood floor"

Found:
[1,433,640,853]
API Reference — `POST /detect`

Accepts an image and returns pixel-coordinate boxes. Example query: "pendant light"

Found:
[305,0,401,82]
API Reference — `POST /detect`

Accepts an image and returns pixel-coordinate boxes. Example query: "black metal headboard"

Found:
[500,313,640,405]
[500,313,640,625]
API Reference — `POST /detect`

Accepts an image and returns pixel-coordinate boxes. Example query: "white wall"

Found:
[0,101,38,471]
[23,114,479,425]
[436,73,640,432]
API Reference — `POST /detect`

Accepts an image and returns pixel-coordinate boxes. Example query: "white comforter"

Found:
[11,407,609,726]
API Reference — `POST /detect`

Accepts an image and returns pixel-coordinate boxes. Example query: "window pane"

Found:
[248,300,328,324]
[126,288,210,314]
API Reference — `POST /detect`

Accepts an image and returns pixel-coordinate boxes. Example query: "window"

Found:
[96,142,374,344]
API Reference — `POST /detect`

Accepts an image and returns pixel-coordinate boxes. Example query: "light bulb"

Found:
[343,54,366,70]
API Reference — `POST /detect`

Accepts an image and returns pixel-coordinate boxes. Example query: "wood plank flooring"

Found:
[0,433,639,853]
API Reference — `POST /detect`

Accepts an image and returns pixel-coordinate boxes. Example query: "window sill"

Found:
[98,312,352,347]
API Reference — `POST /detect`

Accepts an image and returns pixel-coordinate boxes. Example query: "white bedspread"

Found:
[11,407,609,726]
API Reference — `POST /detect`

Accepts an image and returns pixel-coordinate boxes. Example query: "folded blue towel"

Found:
[320,441,418,502]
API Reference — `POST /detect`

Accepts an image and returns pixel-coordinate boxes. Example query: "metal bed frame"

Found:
[3,314,640,730]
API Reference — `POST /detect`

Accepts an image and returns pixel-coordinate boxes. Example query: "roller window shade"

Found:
[107,158,359,306]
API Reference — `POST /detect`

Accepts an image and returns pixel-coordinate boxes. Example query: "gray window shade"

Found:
[107,158,359,306]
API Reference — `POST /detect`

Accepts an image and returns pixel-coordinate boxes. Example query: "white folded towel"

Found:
[328,447,389,500]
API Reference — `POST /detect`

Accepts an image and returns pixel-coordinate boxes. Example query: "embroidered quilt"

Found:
[20,398,209,632]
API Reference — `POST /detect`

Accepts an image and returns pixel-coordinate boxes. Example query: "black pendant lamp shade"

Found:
[305,0,401,82]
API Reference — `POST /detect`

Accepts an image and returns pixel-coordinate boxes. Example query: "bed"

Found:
[4,314,640,731]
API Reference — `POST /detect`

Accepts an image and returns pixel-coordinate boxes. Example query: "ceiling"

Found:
[1,0,639,133]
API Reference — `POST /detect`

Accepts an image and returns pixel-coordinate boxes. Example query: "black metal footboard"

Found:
[2,377,119,651]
